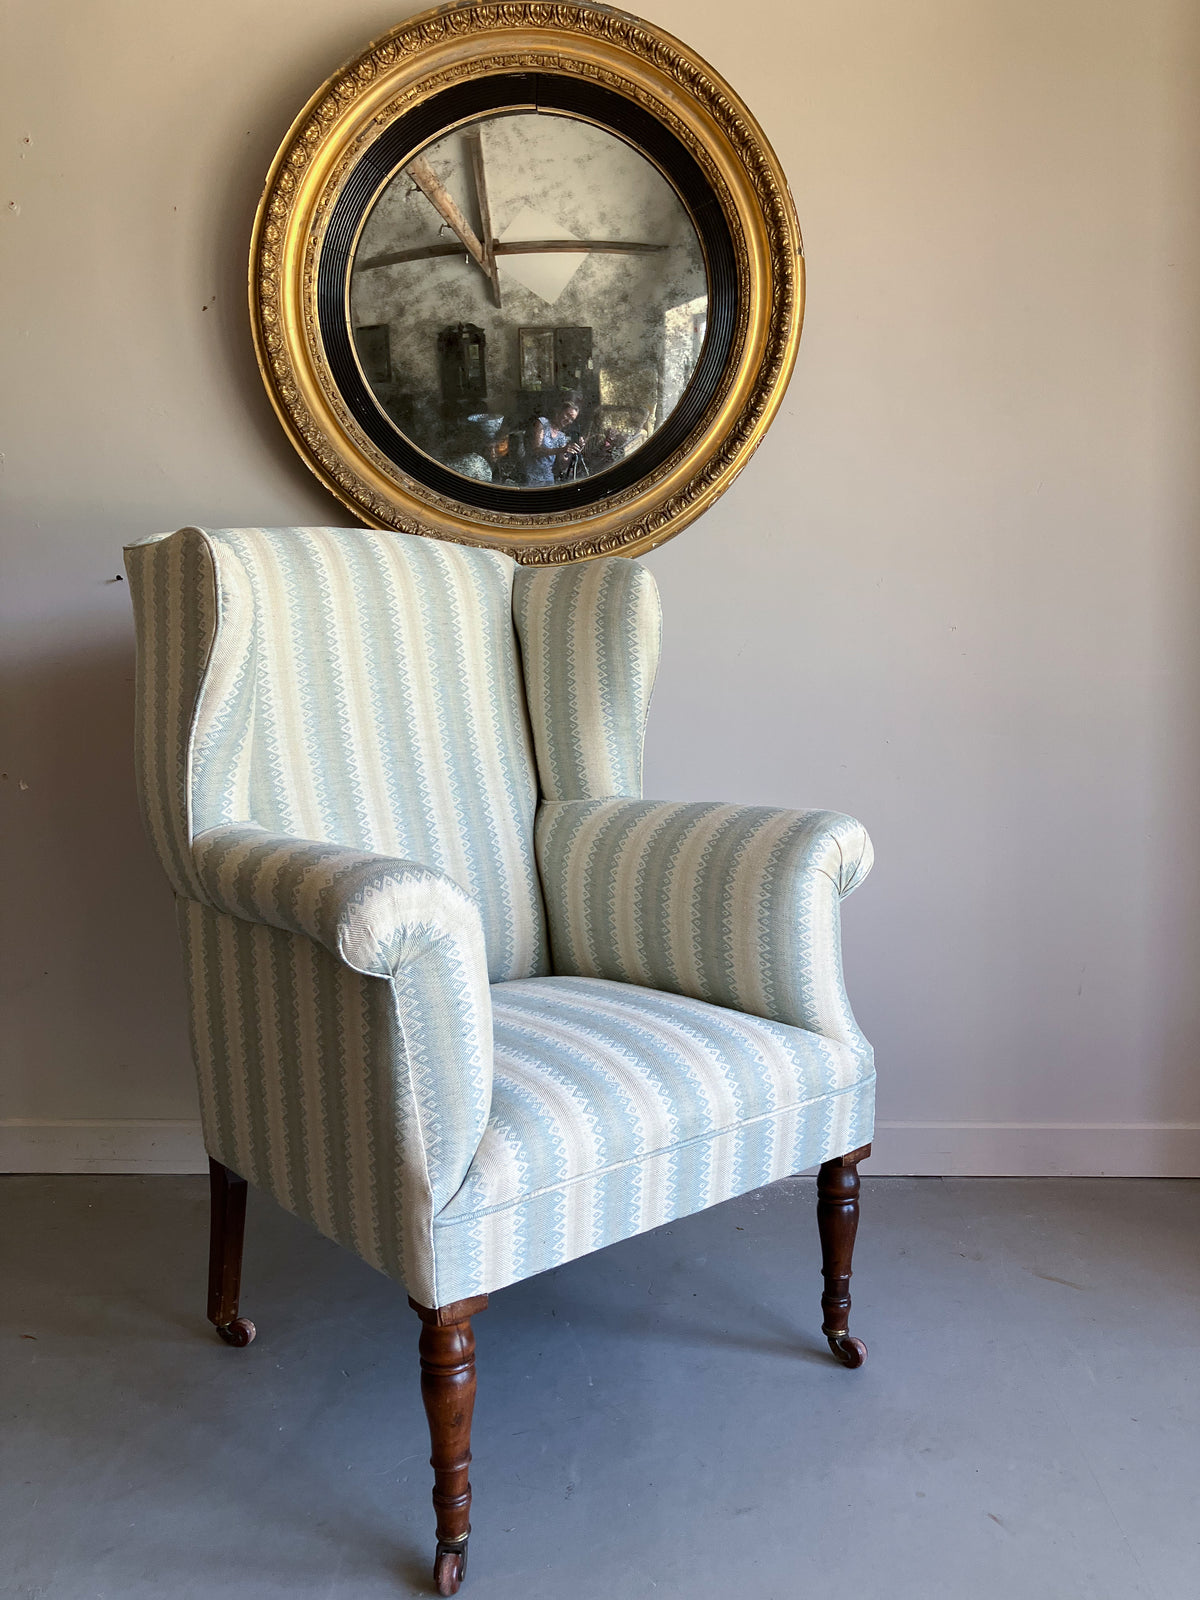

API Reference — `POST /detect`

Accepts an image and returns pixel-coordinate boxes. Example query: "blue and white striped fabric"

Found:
[191,821,489,981]
[434,977,874,1302]
[126,527,875,1312]
[127,525,547,983]
[176,895,484,1306]
[126,524,222,903]
[513,558,661,800]
[536,799,873,1052]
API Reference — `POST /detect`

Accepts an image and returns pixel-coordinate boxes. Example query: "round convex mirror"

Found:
[252,3,804,560]
[348,112,708,494]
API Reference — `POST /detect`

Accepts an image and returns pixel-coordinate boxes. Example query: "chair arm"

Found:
[192,823,490,985]
[191,820,493,1145]
[187,824,494,1295]
[535,800,873,1052]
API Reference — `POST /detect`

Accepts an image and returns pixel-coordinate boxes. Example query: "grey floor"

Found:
[2,1177,1197,1600]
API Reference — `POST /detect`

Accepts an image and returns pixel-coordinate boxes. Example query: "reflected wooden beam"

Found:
[407,154,490,278]
[497,240,668,255]
[357,242,466,270]
[358,238,670,271]
[464,128,501,308]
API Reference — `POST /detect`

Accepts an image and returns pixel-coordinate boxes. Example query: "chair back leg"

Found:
[207,1158,256,1347]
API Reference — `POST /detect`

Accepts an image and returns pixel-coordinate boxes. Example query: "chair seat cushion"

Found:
[432,976,874,1302]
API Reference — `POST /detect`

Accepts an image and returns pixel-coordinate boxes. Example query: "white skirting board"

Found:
[872,1121,1200,1177]
[0,1120,209,1175]
[1,1118,1198,1177]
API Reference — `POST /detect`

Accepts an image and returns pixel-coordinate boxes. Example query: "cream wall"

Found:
[2,0,1197,1174]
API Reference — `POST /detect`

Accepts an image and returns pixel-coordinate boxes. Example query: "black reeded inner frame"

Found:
[317,74,738,514]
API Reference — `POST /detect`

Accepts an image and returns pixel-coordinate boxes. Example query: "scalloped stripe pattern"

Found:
[126,525,548,984]
[433,974,873,1302]
[535,799,874,1049]
[513,558,663,801]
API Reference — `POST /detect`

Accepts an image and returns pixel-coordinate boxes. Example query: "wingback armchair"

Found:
[125,525,875,1595]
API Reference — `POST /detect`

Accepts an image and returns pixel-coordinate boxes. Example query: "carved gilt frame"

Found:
[250,1,804,562]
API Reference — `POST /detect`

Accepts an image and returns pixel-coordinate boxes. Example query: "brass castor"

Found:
[215,1316,256,1347]
[826,1331,867,1368]
[433,1539,468,1596]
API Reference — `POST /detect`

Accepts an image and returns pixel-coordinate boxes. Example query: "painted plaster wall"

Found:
[2,0,1197,1174]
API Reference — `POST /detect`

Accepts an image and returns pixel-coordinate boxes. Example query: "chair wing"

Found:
[513,557,661,801]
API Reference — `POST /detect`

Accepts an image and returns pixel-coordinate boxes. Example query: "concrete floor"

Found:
[2,1177,1197,1600]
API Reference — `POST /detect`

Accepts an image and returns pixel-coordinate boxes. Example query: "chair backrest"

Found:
[126,526,548,982]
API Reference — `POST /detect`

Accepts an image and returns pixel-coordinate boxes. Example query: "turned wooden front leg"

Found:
[207,1158,255,1347]
[816,1143,870,1368]
[409,1295,488,1596]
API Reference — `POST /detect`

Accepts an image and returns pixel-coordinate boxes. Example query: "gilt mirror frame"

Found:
[250,1,804,562]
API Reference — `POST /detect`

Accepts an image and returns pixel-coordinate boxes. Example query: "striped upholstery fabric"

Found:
[536,799,873,1051]
[191,821,490,982]
[434,977,874,1302]
[125,526,223,901]
[126,526,875,1311]
[513,558,661,800]
[126,526,547,983]
[177,897,485,1307]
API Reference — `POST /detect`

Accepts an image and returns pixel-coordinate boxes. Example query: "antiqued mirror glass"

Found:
[348,112,708,490]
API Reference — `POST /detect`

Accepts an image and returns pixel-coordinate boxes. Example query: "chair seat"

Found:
[434,976,874,1301]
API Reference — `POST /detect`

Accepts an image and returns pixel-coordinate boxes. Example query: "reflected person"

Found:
[524,394,584,485]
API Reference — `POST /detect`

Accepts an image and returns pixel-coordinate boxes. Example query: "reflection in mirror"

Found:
[349,111,708,489]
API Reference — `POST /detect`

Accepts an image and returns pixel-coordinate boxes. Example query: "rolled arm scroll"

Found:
[535,800,873,1053]
[192,822,491,985]
[190,822,494,1240]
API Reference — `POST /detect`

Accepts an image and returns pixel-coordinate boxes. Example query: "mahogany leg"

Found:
[409,1295,488,1597]
[207,1157,256,1347]
[816,1143,871,1368]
